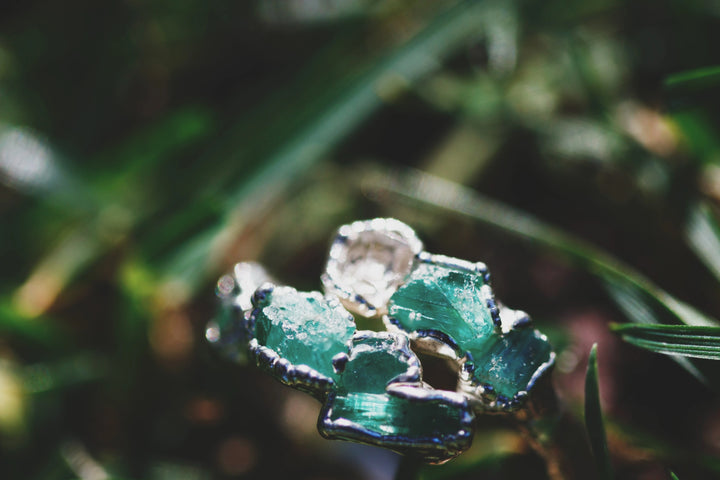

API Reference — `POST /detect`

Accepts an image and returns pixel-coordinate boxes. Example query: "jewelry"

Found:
[208,219,555,464]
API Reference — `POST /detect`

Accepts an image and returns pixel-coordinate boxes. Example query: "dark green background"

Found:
[2,0,720,478]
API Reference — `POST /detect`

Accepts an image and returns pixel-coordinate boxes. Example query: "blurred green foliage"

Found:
[3,0,720,479]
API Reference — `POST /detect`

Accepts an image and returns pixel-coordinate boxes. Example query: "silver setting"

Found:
[209,219,558,460]
[318,330,475,464]
[499,304,532,333]
[322,218,423,318]
[417,251,490,280]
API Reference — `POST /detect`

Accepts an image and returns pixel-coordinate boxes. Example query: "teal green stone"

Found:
[388,263,495,345]
[328,392,468,439]
[387,260,553,405]
[338,336,412,394]
[469,328,553,400]
[255,288,355,379]
[321,332,473,460]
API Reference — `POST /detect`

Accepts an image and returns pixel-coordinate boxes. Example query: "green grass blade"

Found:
[670,471,680,480]
[366,168,719,384]
[0,300,70,351]
[664,66,720,112]
[585,344,613,480]
[366,168,720,328]
[158,0,498,292]
[611,323,720,360]
[664,65,720,88]
[686,202,720,284]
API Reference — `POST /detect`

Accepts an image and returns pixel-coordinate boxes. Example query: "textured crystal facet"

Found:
[388,262,496,348]
[465,327,554,401]
[337,335,412,394]
[327,393,470,441]
[320,332,474,463]
[323,218,423,317]
[254,287,355,379]
[387,258,553,409]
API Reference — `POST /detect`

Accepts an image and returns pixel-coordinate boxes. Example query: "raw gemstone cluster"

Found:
[248,289,475,462]
[210,218,555,462]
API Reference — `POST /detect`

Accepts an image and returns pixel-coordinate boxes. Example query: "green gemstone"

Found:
[387,258,554,408]
[327,392,470,443]
[469,327,553,401]
[320,332,473,462]
[254,287,355,379]
[388,262,495,346]
[338,335,413,394]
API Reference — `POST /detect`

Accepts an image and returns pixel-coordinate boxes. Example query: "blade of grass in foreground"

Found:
[686,202,720,285]
[603,282,710,384]
[664,65,720,111]
[585,344,613,480]
[365,168,718,384]
[664,65,720,90]
[611,323,720,361]
[365,168,719,328]
[158,0,501,293]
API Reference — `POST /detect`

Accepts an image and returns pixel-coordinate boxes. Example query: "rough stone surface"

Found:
[328,393,469,440]
[388,260,553,406]
[469,327,553,400]
[254,287,355,379]
[389,262,495,346]
[321,332,473,462]
[337,335,412,394]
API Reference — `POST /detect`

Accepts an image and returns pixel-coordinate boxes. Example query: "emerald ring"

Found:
[208,219,555,463]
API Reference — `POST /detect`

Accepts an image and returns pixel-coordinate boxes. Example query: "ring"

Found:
[207,218,556,464]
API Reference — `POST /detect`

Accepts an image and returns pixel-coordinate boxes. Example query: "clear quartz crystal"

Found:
[322,218,423,317]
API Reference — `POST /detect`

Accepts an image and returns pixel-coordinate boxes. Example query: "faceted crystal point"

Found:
[388,260,499,353]
[207,262,274,363]
[322,218,423,318]
[320,331,475,463]
[251,286,356,381]
[462,327,554,409]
